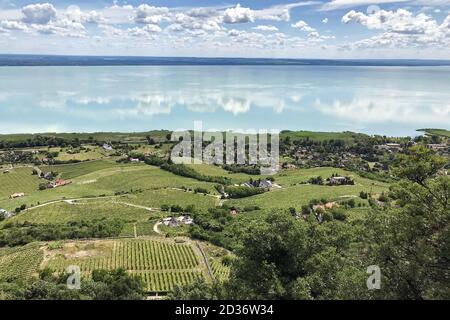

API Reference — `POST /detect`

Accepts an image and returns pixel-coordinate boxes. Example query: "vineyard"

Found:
[0,243,43,281]
[210,259,230,282]
[45,239,205,292]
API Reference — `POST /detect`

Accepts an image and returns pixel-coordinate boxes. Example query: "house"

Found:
[48,179,72,189]
[10,192,25,199]
[328,176,353,186]
[0,209,15,219]
[42,172,54,180]
[163,215,194,227]
[103,144,113,151]
[376,143,403,152]
[241,179,281,190]
[427,144,448,151]
[129,158,140,163]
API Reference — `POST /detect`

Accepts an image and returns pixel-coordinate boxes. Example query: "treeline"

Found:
[0,136,85,149]
[0,219,125,247]
[160,163,232,185]
[222,164,261,175]
[223,185,265,198]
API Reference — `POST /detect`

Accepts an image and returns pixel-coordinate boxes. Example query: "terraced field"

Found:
[44,239,206,293]
[0,243,43,281]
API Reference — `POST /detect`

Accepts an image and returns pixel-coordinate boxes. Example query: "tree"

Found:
[366,146,450,299]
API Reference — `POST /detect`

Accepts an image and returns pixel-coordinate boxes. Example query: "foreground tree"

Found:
[367,146,450,299]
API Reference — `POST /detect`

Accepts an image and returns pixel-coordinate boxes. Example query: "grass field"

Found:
[418,128,450,138]
[0,162,218,211]
[0,243,43,281]
[0,167,41,203]
[43,238,206,292]
[40,159,118,179]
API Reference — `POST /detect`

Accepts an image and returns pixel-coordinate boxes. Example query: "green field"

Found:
[44,238,206,292]
[0,162,218,211]
[418,128,450,138]
[41,160,118,179]
[0,243,43,281]
[0,167,41,203]
[1,200,157,226]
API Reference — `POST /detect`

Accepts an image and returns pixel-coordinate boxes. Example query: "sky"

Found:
[0,0,450,59]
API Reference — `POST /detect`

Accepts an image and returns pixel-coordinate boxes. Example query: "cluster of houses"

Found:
[162,215,194,228]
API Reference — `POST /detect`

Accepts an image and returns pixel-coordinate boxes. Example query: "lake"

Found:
[0,65,449,136]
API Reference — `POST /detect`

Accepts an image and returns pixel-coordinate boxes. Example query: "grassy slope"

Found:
[0,167,41,203]
[418,128,450,138]
[0,162,218,211]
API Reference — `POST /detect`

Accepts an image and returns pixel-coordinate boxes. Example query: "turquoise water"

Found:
[0,66,449,136]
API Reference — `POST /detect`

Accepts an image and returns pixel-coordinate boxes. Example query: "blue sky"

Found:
[1,1,450,58]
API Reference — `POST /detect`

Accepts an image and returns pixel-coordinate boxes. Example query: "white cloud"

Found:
[341,8,450,49]
[134,4,169,24]
[252,25,279,31]
[223,4,255,24]
[322,18,329,24]
[21,3,56,24]
[65,5,105,24]
[0,19,27,30]
[291,20,317,33]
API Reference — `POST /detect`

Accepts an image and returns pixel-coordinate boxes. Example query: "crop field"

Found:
[1,163,218,211]
[0,243,43,281]
[186,164,253,183]
[1,200,157,226]
[44,239,205,292]
[0,167,41,202]
[210,259,230,282]
[122,188,218,211]
[40,160,118,179]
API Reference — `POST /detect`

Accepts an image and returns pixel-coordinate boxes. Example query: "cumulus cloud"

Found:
[21,3,56,24]
[0,20,27,30]
[291,20,316,33]
[341,8,450,49]
[134,4,169,24]
[65,5,106,24]
[252,25,279,31]
[223,4,255,24]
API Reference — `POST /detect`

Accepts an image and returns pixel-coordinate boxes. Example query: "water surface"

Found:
[1,66,449,136]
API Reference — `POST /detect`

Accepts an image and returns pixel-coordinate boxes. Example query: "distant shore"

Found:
[1,54,450,67]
